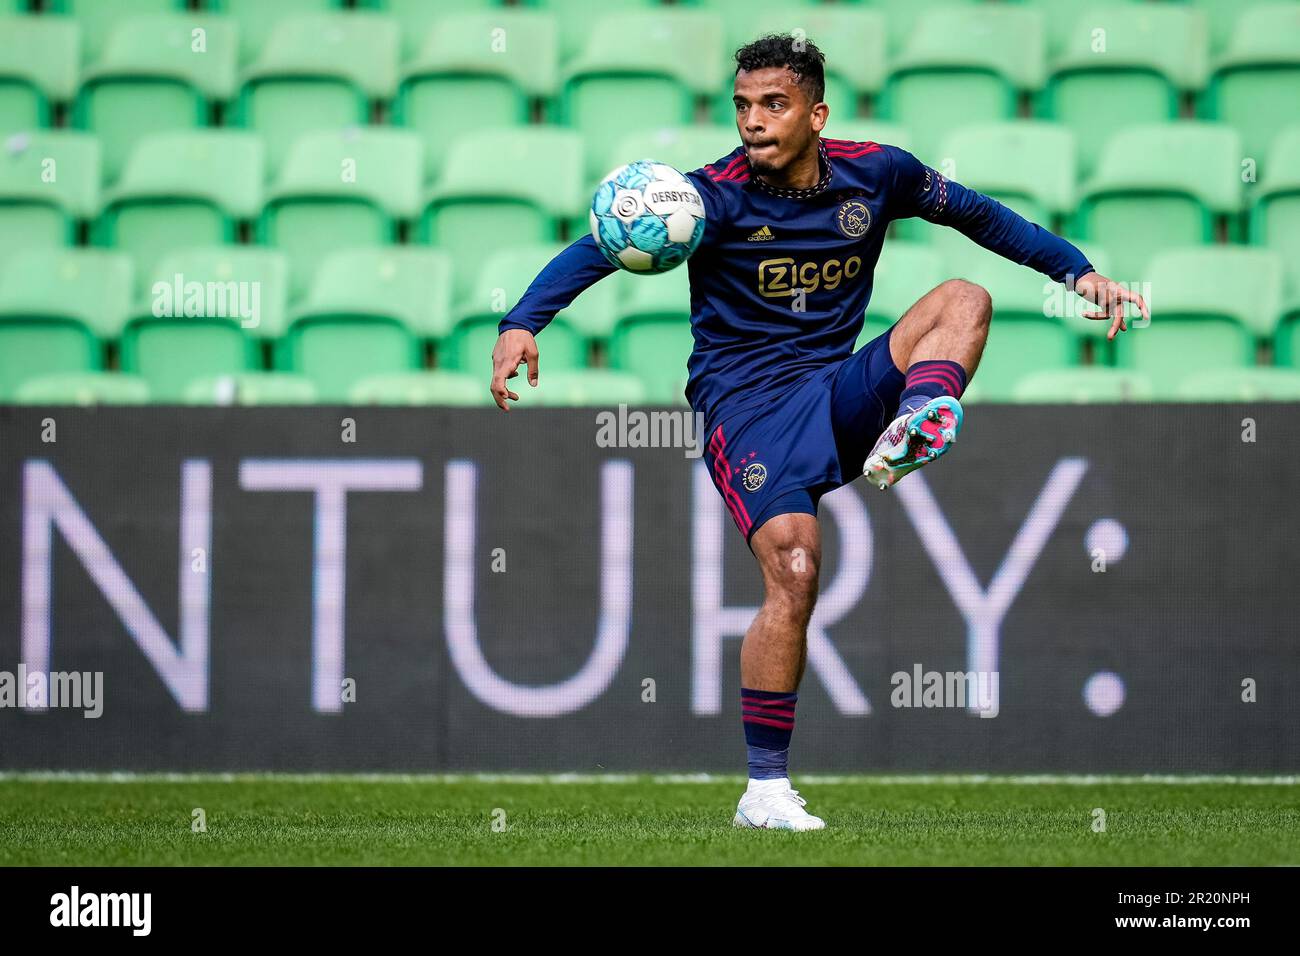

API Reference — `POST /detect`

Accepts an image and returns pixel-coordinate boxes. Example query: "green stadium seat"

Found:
[0,246,134,338]
[530,0,654,63]
[1015,0,1144,56]
[13,371,150,405]
[1251,125,1300,308]
[0,130,99,262]
[856,241,945,345]
[708,0,817,50]
[182,372,319,405]
[608,318,693,405]
[237,13,399,176]
[760,6,887,104]
[421,126,584,302]
[349,370,491,406]
[278,315,421,401]
[302,245,454,340]
[0,321,100,399]
[208,0,342,66]
[275,246,446,401]
[1041,4,1208,177]
[1116,246,1284,394]
[938,121,1077,227]
[960,253,1079,400]
[119,306,257,402]
[1174,366,1300,401]
[1191,0,1285,53]
[1011,367,1154,403]
[0,15,79,131]
[1205,4,1300,172]
[1273,309,1300,369]
[75,15,238,182]
[261,127,423,298]
[396,10,557,182]
[54,0,181,64]
[444,241,616,373]
[609,266,693,404]
[0,248,133,399]
[608,126,741,188]
[1075,123,1243,283]
[526,368,648,407]
[712,4,886,124]
[99,130,263,289]
[563,10,724,179]
[1274,307,1300,371]
[358,0,503,61]
[148,246,290,342]
[864,0,981,54]
[1253,126,1300,361]
[458,244,614,338]
[881,6,1045,162]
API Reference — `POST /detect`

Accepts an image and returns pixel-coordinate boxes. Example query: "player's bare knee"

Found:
[939,279,992,330]
[762,542,820,620]
[766,576,818,625]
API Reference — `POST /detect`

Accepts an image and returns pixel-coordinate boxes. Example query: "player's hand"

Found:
[1073,271,1150,341]
[490,328,539,411]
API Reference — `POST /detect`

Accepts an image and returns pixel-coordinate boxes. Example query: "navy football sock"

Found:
[895,359,967,418]
[742,687,798,780]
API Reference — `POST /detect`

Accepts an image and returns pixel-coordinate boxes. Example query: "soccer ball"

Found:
[589,159,706,273]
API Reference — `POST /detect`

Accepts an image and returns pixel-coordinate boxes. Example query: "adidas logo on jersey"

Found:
[747,225,775,242]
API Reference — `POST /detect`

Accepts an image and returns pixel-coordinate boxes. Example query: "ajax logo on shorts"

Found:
[742,461,768,493]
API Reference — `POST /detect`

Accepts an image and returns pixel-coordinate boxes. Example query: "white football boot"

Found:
[863,395,963,491]
[733,778,826,831]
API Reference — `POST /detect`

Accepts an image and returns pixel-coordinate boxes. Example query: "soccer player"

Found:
[489,36,1148,830]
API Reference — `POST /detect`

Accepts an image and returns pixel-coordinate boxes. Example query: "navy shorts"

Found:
[705,323,906,547]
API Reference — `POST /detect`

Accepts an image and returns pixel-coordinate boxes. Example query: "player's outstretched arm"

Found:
[489,234,617,410]
[490,328,540,412]
[884,146,1152,336]
[1072,271,1151,341]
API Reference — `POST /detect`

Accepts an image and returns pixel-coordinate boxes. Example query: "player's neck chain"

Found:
[750,141,832,200]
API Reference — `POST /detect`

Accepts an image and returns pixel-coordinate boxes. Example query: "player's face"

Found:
[732,67,826,174]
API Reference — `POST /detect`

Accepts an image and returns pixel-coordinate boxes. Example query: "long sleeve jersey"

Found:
[499,138,1093,426]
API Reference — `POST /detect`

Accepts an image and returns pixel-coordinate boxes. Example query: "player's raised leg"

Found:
[864,279,992,490]
[733,512,826,831]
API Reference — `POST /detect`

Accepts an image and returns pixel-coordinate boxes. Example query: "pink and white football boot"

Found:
[863,396,963,491]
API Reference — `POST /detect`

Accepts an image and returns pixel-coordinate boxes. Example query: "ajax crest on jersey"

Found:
[835,198,872,238]
[590,160,707,273]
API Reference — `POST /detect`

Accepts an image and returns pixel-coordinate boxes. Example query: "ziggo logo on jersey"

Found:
[757,256,862,297]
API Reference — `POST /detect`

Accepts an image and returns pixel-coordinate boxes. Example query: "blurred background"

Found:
[0,0,1297,407]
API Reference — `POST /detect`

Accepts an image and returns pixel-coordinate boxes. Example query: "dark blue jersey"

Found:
[499,138,1092,425]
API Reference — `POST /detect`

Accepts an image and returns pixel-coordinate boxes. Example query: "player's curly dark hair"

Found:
[734,33,826,105]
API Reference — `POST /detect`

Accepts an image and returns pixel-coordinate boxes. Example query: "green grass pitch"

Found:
[1,775,1297,866]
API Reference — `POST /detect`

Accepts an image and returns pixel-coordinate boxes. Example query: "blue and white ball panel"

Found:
[589,159,706,274]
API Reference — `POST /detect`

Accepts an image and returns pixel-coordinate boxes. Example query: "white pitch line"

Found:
[0,772,1296,785]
